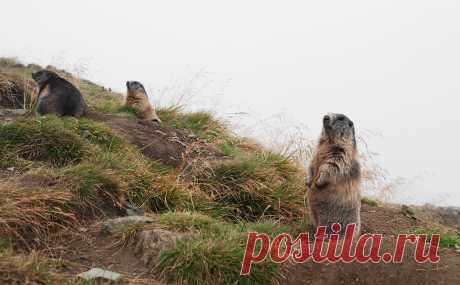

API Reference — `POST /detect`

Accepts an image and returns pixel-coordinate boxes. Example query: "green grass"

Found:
[0,116,125,169]
[77,79,125,113]
[361,197,379,207]
[194,150,306,221]
[157,107,225,142]
[63,162,119,204]
[412,228,460,249]
[61,117,124,151]
[0,117,86,167]
[155,212,289,285]
[0,251,67,285]
[108,211,308,285]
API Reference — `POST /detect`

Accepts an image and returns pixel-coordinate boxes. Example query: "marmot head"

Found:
[32,70,59,88]
[321,113,356,147]
[126,81,147,98]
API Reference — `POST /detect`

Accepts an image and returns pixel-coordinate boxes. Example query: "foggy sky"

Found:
[1,0,459,206]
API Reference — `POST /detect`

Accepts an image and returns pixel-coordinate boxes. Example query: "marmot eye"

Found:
[349,121,354,127]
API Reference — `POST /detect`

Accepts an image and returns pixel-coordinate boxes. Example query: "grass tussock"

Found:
[190,150,306,221]
[0,115,124,169]
[0,117,87,167]
[0,72,37,109]
[361,197,379,207]
[0,250,66,285]
[155,211,296,285]
[0,184,78,248]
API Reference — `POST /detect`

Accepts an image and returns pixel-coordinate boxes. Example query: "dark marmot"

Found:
[125,81,161,123]
[31,70,87,117]
[306,113,361,235]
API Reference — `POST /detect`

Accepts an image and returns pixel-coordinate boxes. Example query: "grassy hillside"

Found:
[1,57,459,285]
[0,58,308,284]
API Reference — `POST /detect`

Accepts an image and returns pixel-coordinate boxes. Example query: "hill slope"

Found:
[0,57,459,285]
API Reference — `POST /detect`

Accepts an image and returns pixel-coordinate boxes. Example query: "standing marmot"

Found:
[306,113,361,235]
[31,70,87,117]
[125,81,161,123]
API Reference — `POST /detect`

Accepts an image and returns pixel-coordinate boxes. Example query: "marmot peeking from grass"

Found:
[125,81,161,123]
[306,113,361,235]
[32,70,87,117]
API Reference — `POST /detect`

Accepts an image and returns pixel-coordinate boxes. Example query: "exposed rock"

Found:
[122,201,144,216]
[0,109,27,116]
[100,216,154,236]
[134,229,186,266]
[401,205,416,217]
[78,268,121,282]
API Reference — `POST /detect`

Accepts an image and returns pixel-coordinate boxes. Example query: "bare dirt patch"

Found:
[88,112,198,167]
[283,204,460,285]
[47,218,168,285]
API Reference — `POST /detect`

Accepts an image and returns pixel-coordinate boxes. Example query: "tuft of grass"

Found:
[192,150,306,221]
[63,162,120,207]
[361,197,379,207]
[0,184,78,248]
[155,212,291,285]
[157,211,222,233]
[61,117,124,151]
[0,57,23,68]
[0,251,67,285]
[0,117,87,167]
[412,228,460,249]
[158,235,279,285]
[0,116,123,168]
[157,107,225,142]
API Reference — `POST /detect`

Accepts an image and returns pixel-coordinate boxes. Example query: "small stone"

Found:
[126,208,143,217]
[154,130,167,136]
[82,130,92,138]
[100,216,154,236]
[123,201,144,216]
[77,268,121,282]
[6,167,14,172]
[401,205,416,216]
[0,109,27,116]
[134,229,187,266]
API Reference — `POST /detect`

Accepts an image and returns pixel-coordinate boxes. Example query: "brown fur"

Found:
[306,113,361,235]
[125,87,161,123]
